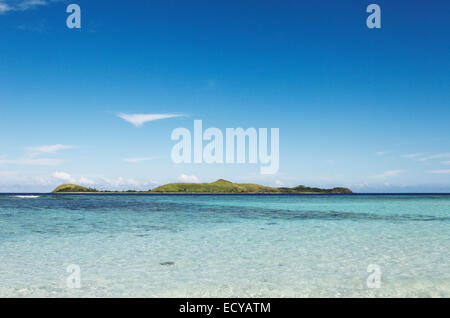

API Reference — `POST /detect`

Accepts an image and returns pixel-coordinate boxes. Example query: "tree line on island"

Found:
[52,179,352,194]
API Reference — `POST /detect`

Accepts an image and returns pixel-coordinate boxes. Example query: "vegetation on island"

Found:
[52,179,352,194]
[52,184,99,193]
[278,185,353,194]
[151,179,279,193]
[151,179,352,193]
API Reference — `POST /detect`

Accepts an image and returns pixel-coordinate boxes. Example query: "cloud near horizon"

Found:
[52,171,157,189]
[370,170,405,179]
[0,144,75,166]
[0,157,62,166]
[117,113,184,127]
[0,170,17,177]
[274,180,284,186]
[177,174,200,183]
[124,157,156,163]
[52,171,78,184]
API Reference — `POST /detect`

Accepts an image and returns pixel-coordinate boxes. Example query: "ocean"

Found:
[0,194,448,297]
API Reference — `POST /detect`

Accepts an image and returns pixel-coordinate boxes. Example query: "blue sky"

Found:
[0,0,449,192]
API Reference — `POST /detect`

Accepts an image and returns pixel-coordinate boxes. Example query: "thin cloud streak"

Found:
[419,153,450,161]
[0,0,49,13]
[27,144,75,154]
[403,153,424,159]
[428,169,450,174]
[0,158,62,166]
[370,170,405,179]
[0,144,74,166]
[117,113,184,127]
[124,157,156,163]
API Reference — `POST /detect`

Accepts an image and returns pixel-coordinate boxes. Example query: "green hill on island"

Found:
[151,179,352,193]
[52,179,352,194]
[151,179,280,193]
[52,184,99,193]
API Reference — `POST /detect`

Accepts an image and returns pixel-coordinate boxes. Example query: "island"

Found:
[53,184,99,193]
[52,179,352,194]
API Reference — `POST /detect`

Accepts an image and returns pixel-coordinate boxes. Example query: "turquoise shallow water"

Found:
[0,194,449,297]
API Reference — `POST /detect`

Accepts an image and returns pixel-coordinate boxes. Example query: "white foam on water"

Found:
[11,195,40,198]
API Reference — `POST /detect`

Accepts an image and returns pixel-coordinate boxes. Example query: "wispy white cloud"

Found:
[375,151,387,156]
[52,171,96,186]
[27,144,75,154]
[0,173,56,192]
[0,144,74,166]
[0,0,49,14]
[441,161,450,165]
[0,157,62,166]
[52,171,76,183]
[428,169,450,175]
[370,170,404,179]
[274,180,284,186]
[0,2,12,13]
[124,157,156,163]
[78,177,96,185]
[18,0,47,10]
[52,172,156,189]
[100,177,145,188]
[403,153,424,159]
[22,158,62,166]
[0,170,158,192]
[117,113,184,127]
[418,153,450,162]
[177,174,200,183]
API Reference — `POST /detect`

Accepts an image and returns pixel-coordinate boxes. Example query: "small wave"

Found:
[11,195,40,199]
